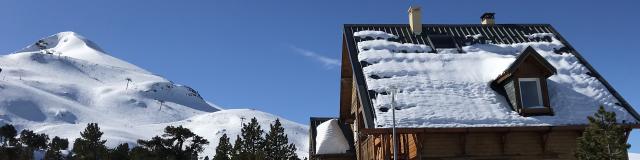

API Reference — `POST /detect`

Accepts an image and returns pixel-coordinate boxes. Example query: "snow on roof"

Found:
[354,30,639,128]
[353,30,397,39]
[315,119,350,154]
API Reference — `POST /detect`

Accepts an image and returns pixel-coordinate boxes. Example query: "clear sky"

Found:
[1,0,639,153]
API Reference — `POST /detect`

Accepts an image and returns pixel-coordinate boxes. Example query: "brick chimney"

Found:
[408,6,422,35]
[481,12,495,25]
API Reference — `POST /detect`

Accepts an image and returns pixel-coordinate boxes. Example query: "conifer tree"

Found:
[73,123,108,160]
[285,144,299,160]
[0,124,17,146]
[238,117,265,160]
[231,135,244,160]
[186,135,209,158]
[19,129,49,159]
[136,136,171,159]
[213,133,233,160]
[264,119,299,160]
[130,144,157,160]
[45,136,68,160]
[0,125,21,160]
[575,106,630,160]
[108,143,131,160]
[137,125,209,160]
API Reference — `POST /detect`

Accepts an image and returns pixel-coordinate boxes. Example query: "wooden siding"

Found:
[358,130,583,160]
[504,80,517,110]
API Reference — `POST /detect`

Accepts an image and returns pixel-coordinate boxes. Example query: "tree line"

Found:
[0,117,301,160]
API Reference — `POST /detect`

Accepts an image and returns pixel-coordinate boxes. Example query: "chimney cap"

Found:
[408,5,421,12]
[481,12,495,19]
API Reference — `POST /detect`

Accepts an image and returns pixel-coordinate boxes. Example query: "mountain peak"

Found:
[15,31,145,72]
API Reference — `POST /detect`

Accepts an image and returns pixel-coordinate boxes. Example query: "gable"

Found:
[341,24,640,129]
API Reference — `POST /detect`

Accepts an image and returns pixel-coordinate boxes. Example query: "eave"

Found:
[360,124,640,134]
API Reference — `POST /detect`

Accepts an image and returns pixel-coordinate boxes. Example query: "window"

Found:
[429,35,457,49]
[519,78,543,108]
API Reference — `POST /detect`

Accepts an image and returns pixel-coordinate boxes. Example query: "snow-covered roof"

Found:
[342,24,640,128]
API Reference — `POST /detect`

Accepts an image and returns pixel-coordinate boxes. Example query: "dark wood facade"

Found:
[343,74,639,159]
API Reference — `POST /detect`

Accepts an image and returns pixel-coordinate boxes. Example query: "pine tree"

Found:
[137,125,209,160]
[136,136,170,159]
[263,119,283,160]
[73,123,108,160]
[0,124,22,160]
[108,143,131,160]
[575,106,630,160]
[264,119,299,160]
[45,136,69,160]
[0,124,17,146]
[19,129,49,159]
[186,134,209,159]
[213,133,233,160]
[285,144,299,160]
[238,117,265,160]
[231,135,244,160]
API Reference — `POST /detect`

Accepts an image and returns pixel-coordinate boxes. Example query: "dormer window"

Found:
[518,78,543,108]
[492,46,557,116]
[427,34,463,53]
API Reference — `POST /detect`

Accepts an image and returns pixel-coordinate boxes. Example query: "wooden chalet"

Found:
[310,7,640,160]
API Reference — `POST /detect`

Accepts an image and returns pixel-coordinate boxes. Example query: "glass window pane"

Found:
[520,80,542,108]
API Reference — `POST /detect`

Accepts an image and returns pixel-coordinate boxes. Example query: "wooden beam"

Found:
[359,124,640,135]
[459,132,468,156]
[425,153,560,159]
[624,129,632,142]
[540,130,550,153]
[500,132,508,155]
[417,133,423,160]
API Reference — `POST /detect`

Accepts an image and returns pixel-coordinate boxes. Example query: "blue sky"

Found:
[2,0,640,152]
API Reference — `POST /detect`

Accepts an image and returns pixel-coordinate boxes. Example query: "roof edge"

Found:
[344,23,554,27]
[545,25,640,122]
[360,124,640,134]
[342,27,377,129]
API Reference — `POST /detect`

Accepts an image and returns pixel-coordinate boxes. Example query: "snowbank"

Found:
[315,119,350,154]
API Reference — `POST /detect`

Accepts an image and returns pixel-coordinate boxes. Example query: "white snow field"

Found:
[630,153,640,160]
[0,32,308,158]
[354,30,639,128]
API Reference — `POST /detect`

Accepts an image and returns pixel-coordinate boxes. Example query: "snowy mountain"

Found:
[0,32,309,158]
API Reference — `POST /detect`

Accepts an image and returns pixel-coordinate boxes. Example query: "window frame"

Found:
[518,78,545,108]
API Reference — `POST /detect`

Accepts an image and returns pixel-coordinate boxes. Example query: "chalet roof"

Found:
[341,24,640,128]
[504,46,557,75]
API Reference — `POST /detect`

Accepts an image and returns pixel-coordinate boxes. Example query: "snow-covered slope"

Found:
[630,153,640,160]
[0,32,309,158]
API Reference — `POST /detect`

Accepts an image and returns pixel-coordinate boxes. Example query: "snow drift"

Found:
[314,119,350,154]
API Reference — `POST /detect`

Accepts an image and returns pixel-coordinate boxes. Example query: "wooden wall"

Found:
[358,130,582,160]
